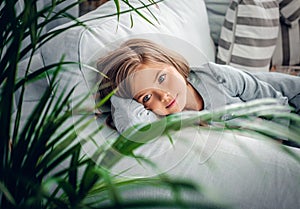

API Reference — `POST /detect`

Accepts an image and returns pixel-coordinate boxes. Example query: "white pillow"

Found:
[41,0,215,114]
[217,0,280,72]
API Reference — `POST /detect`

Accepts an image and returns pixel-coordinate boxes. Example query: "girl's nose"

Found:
[160,91,170,103]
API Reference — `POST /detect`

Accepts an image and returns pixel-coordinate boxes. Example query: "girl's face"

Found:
[129,63,188,116]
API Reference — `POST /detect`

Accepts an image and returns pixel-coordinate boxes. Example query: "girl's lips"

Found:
[166,95,177,109]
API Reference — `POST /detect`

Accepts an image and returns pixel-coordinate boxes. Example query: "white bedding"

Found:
[73,113,300,209]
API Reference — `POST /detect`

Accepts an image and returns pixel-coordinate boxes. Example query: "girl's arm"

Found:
[207,62,299,143]
[110,95,159,133]
[207,62,289,105]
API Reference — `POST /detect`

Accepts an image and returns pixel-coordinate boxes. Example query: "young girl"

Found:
[97,38,300,134]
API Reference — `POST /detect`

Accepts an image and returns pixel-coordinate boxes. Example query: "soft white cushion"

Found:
[217,0,280,72]
[40,0,215,114]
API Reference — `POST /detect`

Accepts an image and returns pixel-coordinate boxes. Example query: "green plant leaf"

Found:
[0,181,16,206]
[69,145,80,191]
[78,161,100,201]
[114,0,121,21]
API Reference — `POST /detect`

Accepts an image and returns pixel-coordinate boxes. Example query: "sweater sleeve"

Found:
[207,62,292,141]
[110,95,159,133]
[207,62,289,106]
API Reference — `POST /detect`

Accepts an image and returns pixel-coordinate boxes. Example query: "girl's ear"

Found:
[110,95,160,133]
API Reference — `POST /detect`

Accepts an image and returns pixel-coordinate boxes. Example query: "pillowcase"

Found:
[271,0,300,66]
[271,20,300,66]
[278,0,300,26]
[216,0,280,72]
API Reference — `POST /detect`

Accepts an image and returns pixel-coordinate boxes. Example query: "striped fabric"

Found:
[271,0,300,66]
[278,0,300,26]
[217,0,280,72]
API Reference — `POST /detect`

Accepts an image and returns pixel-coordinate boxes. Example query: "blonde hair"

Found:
[97,38,190,100]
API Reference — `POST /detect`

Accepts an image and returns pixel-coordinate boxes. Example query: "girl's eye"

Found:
[143,94,152,103]
[158,74,166,84]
